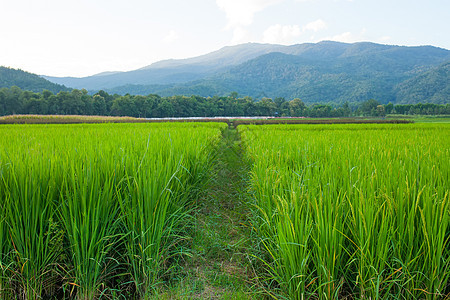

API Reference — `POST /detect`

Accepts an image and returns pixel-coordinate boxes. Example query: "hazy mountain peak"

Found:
[140,42,286,70]
[37,41,449,104]
[92,71,123,77]
[0,66,70,93]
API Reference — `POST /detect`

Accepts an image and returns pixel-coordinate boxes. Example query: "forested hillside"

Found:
[0,67,69,94]
[2,42,449,105]
[1,86,448,118]
[42,43,287,90]
[394,62,449,104]
[104,43,450,104]
[38,41,450,104]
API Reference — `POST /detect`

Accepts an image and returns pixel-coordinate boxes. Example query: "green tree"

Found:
[0,88,7,115]
[385,102,394,114]
[256,98,277,116]
[92,95,107,115]
[274,97,287,116]
[358,99,380,116]
[242,97,256,116]
[156,99,175,117]
[342,101,352,117]
[3,86,24,115]
[289,98,306,117]
[111,95,137,116]
[376,105,386,117]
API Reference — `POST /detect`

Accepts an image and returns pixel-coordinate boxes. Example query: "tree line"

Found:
[0,87,449,118]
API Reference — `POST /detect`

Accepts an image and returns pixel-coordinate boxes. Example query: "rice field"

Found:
[239,123,449,299]
[1,121,449,299]
[0,122,226,299]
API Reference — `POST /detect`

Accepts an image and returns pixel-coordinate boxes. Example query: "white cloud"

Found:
[231,27,251,44]
[330,32,355,43]
[263,24,302,44]
[216,0,282,28]
[327,28,367,43]
[262,19,327,44]
[379,35,392,42]
[303,19,327,32]
[163,30,179,43]
[216,0,282,43]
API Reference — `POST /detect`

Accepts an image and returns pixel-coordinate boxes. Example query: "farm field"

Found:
[0,121,449,299]
[239,123,450,299]
[0,122,226,299]
[0,114,233,125]
[0,114,418,126]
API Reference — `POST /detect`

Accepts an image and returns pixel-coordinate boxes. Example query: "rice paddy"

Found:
[0,122,226,299]
[239,123,449,299]
[0,121,449,299]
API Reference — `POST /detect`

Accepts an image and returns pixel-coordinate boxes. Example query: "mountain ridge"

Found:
[98,42,449,104]
[4,41,450,104]
[0,66,70,94]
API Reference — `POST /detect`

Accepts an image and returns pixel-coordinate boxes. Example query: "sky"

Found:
[1,0,449,77]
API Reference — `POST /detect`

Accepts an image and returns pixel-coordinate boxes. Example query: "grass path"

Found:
[156,127,262,299]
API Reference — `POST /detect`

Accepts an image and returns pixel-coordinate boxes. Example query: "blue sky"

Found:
[1,0,449,77]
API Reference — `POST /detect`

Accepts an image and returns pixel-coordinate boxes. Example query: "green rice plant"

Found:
[0,148,62,299]
[0,186,12,298]
[311,190,347,299]
[59,165,122,299]
[240,123,449,299]
[118,149,183,297]
[274,192,313,299]
[245,151,313,298]
[0,122,226,298]
[0,147,11,297]
[418,190,449,298]
[346,188,395,299]
[117,125,223,298]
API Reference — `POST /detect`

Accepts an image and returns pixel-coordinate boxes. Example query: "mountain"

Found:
[42,43,287,90]
[44,41,450,104]
[394,62,449,104]
[139,43,286,69]
[196,43,450,104]
[0,67,70,94]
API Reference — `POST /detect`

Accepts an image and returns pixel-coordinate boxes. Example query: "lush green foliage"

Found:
[197,49,449,104]
[39,42,449,104]
[395,62,449,104]
[0,122,225,299]
[103,45,449,104]
[0,67,69,94]
[2,42,449,105]
[1,87,449,118]
[240,123,450,299]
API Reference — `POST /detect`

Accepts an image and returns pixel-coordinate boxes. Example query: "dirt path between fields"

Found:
[156,126,265,299]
